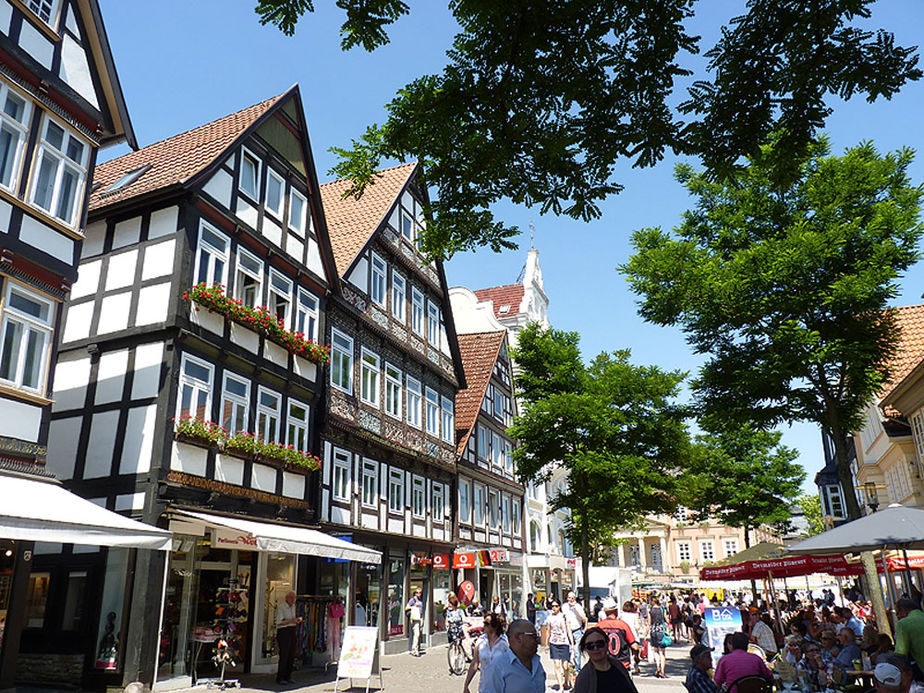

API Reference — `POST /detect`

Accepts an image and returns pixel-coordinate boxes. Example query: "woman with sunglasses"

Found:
[463,612,509,693]
[572,627,640,693]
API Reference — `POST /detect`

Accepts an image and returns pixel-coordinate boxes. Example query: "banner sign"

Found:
[213,527,258,549]
[338,626,378,679]
[700,554,862,580]
[458,580,475,605]
[433,553,450,570]
[490,549,507,563]
[703,607,742,651]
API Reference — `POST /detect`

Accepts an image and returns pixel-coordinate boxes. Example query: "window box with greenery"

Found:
[173,416,226,447]
[184,283,330,364]
[679,560,691,574]
[225,431,321,473]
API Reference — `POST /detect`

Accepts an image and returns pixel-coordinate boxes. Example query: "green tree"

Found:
[685,426,804,548]
[254,0,920,258]
[798,494,826,537]
[622,134,923,636]
[508,323,691,608]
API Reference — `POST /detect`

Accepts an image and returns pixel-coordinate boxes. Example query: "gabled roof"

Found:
[319,162,417,276]
[880,304,924,399]
[89,91,287,211]
[454,331,506,455]
[473,284,525,320]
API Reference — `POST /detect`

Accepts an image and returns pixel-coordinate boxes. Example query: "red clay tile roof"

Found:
[880,304,924,405]
[319,162,417,276]
[454,331,506,455]
[89,92,286,211]
[473,283,525,319]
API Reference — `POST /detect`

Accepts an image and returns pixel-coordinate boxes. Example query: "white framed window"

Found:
[825,484,845,519]
[512,498,521,534]
[504,441,514,475]
[388,468,404,512]
[0,281,54,393]
[677,540,692,563]
[412,476,425,518]
[332,448,351,502]
[268,269,292,327]
[391,270,406,321]
[473,484,485,525]
[492,432,504,469]
[488,489,499,528]
[288,189,307,236]
[384,363,402,419]
[362,460,378,507]
[427,300,440,346]
[265,168,285,218]
[30,114,89,227]
[27,0,59,26]
[411,287,424,335]
[239,147,260,201]
[477,425,489,461]
[234,246,263,308]
[432,482,444,521]
[675,506,689,523]
[0,81,31,193]
[176,353,213,421]
[256,386,282,443]
[699,539,715,562]
[220,372,250,434]
[723,538,739,558]
[482,385,492,414]
[370,252,386,306]
[360,348,380,407]
[286,399,310,452]
[296,289,319,342]
[494,388,505,421]
[425,387,439,437]
[459,479,471,524]
[441,396,454,444]
[330,329,353,392]
[400,207,414,241]
[406,375,421,428]
[194,222,230,286]
[502,494,511,532]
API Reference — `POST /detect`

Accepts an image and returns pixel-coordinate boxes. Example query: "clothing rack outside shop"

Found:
[295,595,338,668]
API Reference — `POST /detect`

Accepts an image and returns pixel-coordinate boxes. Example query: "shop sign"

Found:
[566,558,577,568]
[389,624,404,636]
[433,554,450,570]
[490,549,508,564]
[453,550,492,568]
[410,552,432,567]
[214,527,258,549]
[458,580,475,605]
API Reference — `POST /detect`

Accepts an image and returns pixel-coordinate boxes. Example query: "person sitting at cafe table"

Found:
[748,608,778,659]
[803,641,830,691]
[714,632,773,693]
[832,627,863,675]
[818,628,839,665]
[782,635,808,670]
[874,653,913,693]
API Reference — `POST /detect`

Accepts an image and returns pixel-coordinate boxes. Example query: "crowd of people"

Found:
[446,584,924,693]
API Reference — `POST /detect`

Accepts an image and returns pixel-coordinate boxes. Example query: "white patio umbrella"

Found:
[786,504,924,555]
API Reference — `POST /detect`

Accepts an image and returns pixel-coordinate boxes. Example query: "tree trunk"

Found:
[829,418,890,636]
[581,509,591,613]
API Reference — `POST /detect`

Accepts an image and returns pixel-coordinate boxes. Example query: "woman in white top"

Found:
[463,612,509,693]
[620,600,642,675]
[547,600,574,691]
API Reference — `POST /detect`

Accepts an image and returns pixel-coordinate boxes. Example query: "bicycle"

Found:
[447,625,481,675]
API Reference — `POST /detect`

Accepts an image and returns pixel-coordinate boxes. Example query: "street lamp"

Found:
[864,481,879,512]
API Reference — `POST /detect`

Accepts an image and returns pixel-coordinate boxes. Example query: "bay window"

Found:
[31,115,89,227]
[0,281,54,394]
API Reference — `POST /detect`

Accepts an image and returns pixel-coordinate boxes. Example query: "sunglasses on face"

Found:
[584,640,607,651]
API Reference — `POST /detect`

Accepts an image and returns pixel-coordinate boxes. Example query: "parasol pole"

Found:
[902,548,913,597]
[768,570,783,637]
[882,547,899,633]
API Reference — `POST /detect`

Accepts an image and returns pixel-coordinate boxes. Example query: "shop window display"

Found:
[387,556,405,636]
[94,548,128,671]
[432,569,450,632]
[25,571,50,628]
[354,563,380,628]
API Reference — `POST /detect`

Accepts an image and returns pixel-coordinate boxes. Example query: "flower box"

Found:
[184,283,330,364]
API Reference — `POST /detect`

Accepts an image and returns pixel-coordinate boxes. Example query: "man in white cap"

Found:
[874,653,913,693]
[595,596,639,672]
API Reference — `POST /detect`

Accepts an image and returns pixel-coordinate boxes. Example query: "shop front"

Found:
[0,472,172,690]
[490,549,525,619]
[549,556,577,602]
[157,509,381,689]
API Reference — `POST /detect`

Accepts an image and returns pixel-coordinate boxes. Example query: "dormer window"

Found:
[498,305,510,314]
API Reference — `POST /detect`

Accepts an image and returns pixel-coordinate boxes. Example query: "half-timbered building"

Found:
[0,0,139,687]
[317,163,466,653]
[453,329,526,615]
[42,87,379,689]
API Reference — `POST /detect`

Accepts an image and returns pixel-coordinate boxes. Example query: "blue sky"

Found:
[98,1,924,493]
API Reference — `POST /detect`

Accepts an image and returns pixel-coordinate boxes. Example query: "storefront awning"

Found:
[0,472,172,550]
[168,509,382,564]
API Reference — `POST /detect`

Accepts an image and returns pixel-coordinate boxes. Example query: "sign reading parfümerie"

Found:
[337,626,379,680]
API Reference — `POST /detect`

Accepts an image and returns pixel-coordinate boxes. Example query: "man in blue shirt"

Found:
[686,644,719,693]
[488,619,546,693]
[833,628,863,674]
[839,607,865,638]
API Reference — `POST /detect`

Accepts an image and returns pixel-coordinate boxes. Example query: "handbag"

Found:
[661,632,673,647]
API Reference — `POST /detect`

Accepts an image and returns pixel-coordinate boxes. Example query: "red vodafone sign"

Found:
[453,552,476,568]
[433,553,450,570]
[458,580,475,605]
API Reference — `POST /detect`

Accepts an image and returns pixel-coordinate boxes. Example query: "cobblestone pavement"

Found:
[195,639,694,693]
